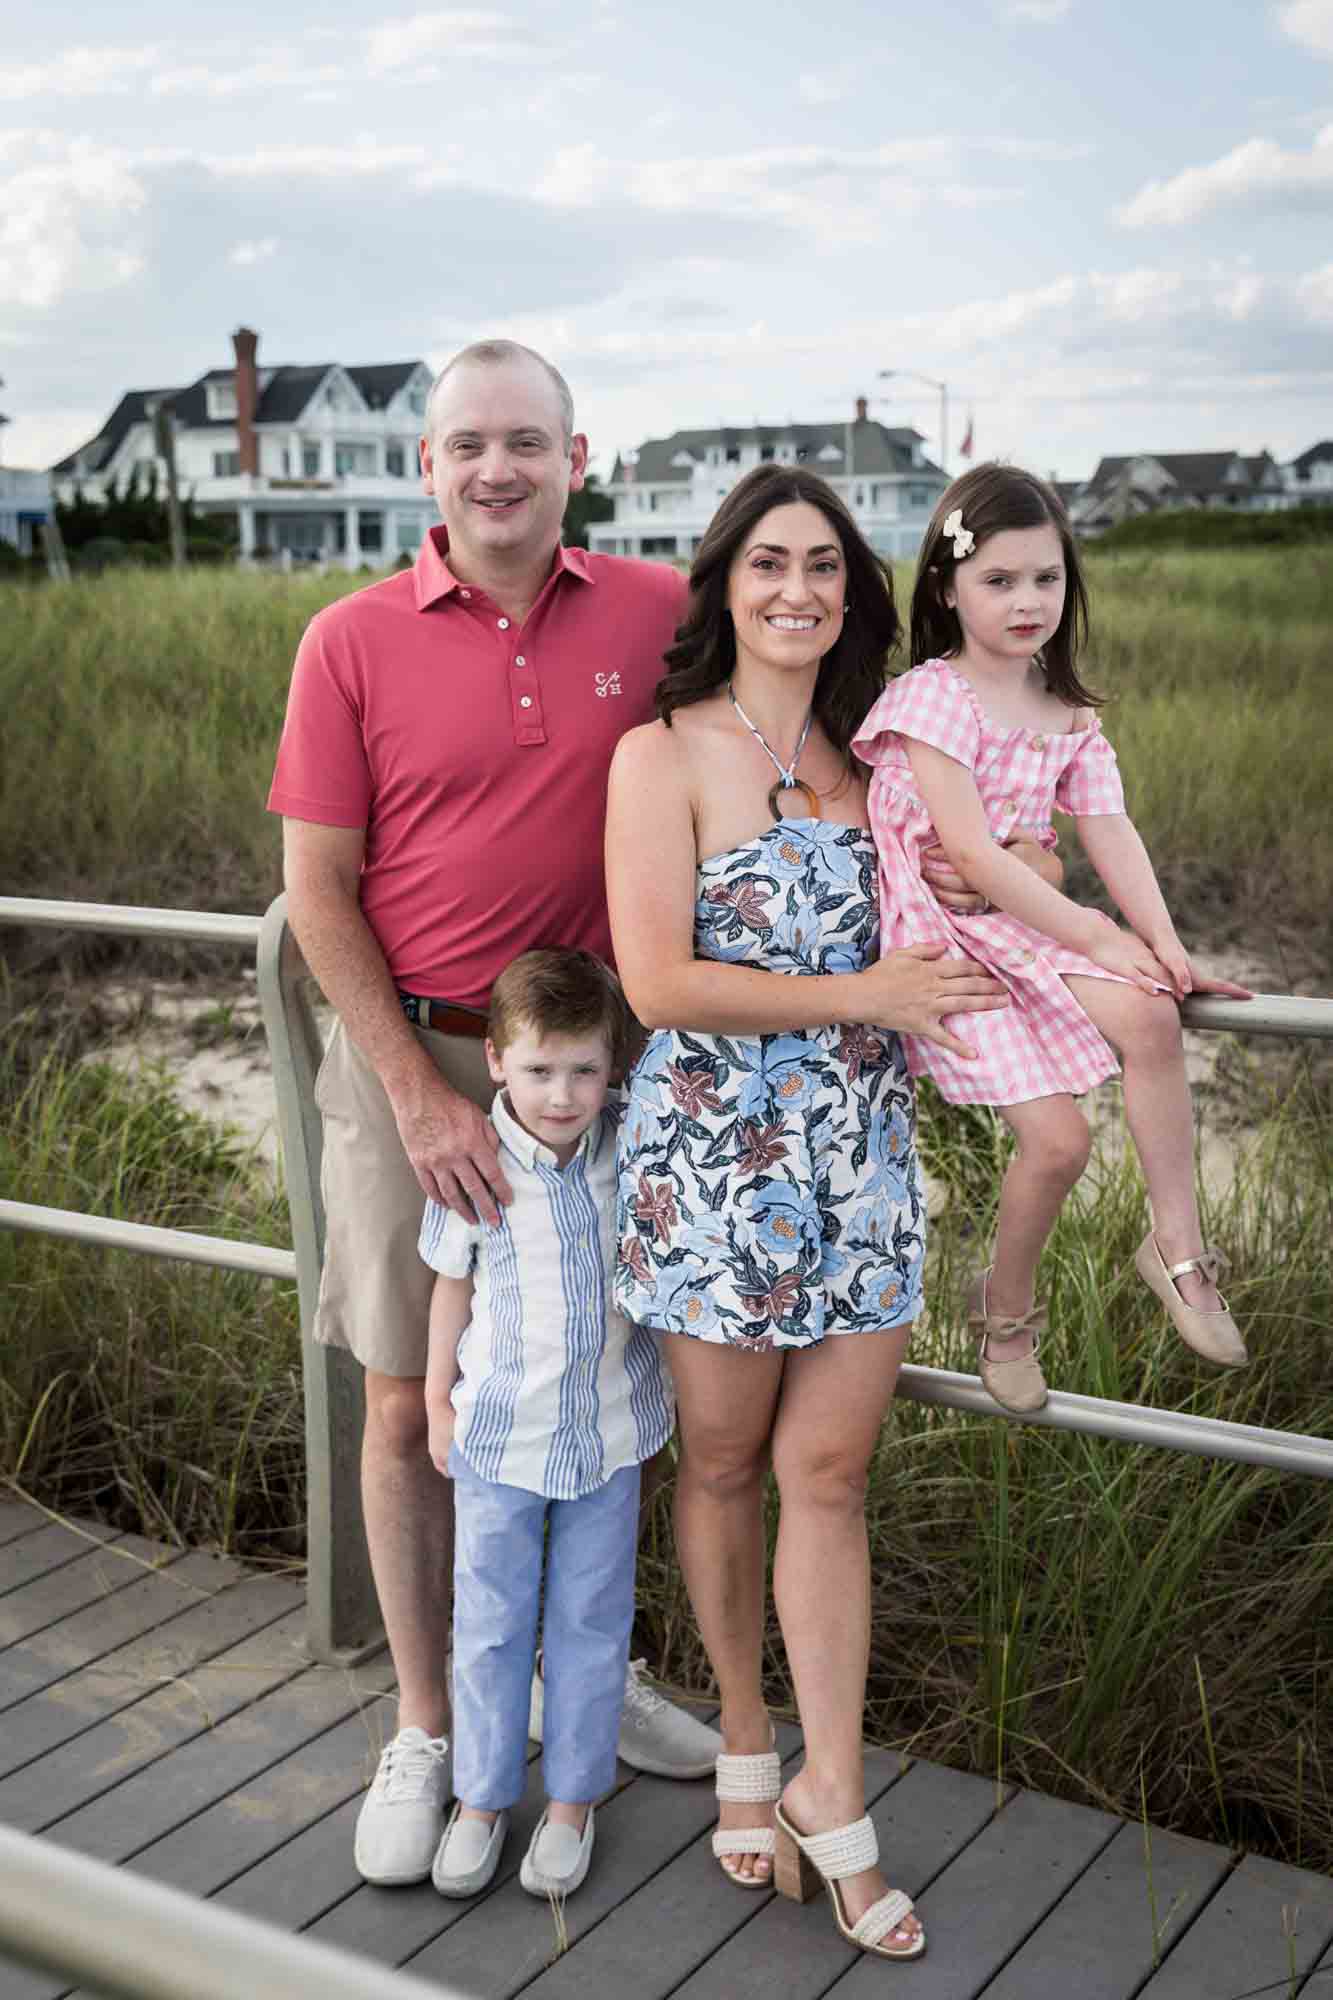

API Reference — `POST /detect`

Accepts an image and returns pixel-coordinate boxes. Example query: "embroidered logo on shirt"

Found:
[595,672,622,698]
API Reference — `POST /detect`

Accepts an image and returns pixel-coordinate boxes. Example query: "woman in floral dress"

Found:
[605,465,1063,1961]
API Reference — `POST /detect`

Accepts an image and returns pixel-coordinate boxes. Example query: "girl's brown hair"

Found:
[910,462,1101,708]
[655,464,901,753]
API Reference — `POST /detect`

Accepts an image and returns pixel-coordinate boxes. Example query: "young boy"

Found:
[421,948,674,1900]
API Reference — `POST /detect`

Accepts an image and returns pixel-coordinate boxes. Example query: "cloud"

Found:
[796,71,850,106]
[1116,124,1333,224]
[1276,0,1333,56]
[228,237,279,267]
[997,0,1072,19]
[364,9,515,72]
[0,137,145,310]
[0,45,160,99]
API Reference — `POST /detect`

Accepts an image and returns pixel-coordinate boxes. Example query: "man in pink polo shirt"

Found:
[269,340,720,1886]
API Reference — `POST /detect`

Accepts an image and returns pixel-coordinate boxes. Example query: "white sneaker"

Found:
[528,1654,722,1780]
[354,1726,452,1885]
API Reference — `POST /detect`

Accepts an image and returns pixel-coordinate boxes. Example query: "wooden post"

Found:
[149,400,187,572]
[39,511,72,583]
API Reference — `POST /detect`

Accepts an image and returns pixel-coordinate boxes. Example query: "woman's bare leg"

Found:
[665,1333,785,1883]
[1066,977,1222,1310]
[984,1094,1092,1358]
[770,1327,922,1950]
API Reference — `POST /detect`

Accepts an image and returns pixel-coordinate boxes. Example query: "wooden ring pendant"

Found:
[769,779,821,822]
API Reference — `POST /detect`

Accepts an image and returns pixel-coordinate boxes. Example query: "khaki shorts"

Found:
[313,1018,493,1377]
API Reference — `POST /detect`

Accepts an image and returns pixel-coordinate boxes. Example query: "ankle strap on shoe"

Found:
[1164,1246,1226,1283]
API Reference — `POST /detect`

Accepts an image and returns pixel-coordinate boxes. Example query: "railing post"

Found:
[257,894,383,1663]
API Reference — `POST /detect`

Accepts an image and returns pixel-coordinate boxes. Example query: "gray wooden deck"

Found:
[1,1494,1331,2000]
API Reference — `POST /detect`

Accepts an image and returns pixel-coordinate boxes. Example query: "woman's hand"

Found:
[1087,926,1172,994]
[855,941,1008,1059]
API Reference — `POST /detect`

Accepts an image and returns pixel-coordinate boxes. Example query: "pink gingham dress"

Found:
[852,659,1132,1107]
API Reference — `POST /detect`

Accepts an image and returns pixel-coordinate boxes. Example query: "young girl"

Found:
[852,463,1250,1413]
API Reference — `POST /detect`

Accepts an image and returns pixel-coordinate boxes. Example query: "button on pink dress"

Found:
[852,659,1134,1107]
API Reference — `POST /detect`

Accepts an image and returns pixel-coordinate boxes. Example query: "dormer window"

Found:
[207,382,238,420]
[817,442,842,463]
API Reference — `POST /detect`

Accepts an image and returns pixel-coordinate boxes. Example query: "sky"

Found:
[3,0,1332,484]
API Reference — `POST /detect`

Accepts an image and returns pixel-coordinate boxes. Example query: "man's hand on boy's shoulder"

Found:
[388,1068,511,1224]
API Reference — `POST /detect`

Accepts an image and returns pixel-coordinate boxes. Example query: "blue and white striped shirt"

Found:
[418,1090,674,1500]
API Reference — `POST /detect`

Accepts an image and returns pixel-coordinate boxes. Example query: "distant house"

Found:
[0,467,51,556]
[591,400,949,562]
[1283,440,1333,506]
[50,329,436,567]
[1070,451,1289,535]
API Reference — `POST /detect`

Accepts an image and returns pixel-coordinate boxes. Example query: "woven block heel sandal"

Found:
[772,1803,925,1960]
[1134,1233,1248,1368]
[712,1734,780,1888]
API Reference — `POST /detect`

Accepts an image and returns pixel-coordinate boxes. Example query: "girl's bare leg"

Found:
[984,1094,1092,1357]
[1065,977,1222,1310]
[664,1334,785,1883]
[770,1327,922,1951]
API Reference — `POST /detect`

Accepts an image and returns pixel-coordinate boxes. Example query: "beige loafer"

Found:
[1134,1233,1248,1368]
[967,1268,1049,1415]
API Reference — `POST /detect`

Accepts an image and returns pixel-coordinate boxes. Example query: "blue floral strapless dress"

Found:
[614,817,925,1351]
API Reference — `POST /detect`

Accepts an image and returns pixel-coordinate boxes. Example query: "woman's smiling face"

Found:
[726,502,847,677]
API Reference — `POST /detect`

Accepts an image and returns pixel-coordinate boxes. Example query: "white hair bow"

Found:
[943,508,975,560]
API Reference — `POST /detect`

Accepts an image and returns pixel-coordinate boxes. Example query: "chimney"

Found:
[232,326,259,476]
[854,396,868,423]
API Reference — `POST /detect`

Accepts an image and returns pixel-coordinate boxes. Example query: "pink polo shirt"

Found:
[268,528,687,1010]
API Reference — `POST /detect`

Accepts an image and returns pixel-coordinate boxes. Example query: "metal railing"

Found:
[3,893,1333,1674]
[0,1823,464,2000]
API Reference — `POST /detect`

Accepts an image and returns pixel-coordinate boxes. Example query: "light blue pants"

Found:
[449,1447,640,1811]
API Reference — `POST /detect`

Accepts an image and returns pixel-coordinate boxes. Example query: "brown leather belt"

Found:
[398,991,489,1039]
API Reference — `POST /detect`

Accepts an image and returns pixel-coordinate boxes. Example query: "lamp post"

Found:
[878,369,948,473]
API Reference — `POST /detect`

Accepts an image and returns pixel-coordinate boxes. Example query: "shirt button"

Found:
[1031,733,1046,749]
[459,589,471,599]
[519,695,533,709]
[515,654,526,666]
[1002,798,1017,813]
[1020,948,1035,964]
[498,616,510,630]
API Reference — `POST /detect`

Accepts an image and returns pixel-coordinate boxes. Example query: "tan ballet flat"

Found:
[967,1268,1049,1414]
[1134,1233,1248,1368]
[773,1802,925,1960]
[712,1732,779,1888]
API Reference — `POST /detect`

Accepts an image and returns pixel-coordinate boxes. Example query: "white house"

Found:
[591,401,949,562]
[1070,451,1290,535]
[1283,440,1333,505]
[0,468,51,556]
[51,329,437,567]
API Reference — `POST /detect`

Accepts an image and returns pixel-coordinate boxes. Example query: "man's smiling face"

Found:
[419,355,587,578]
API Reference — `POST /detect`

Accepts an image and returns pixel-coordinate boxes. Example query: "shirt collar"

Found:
[490,1088,602,1172]
[413,525,595,611]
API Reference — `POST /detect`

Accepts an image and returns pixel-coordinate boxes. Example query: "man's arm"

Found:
[283,816,511,1222]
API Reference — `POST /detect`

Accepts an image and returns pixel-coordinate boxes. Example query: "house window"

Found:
[301,441,321,477]
[358,511,384,552]
[396,511,423,552]
[725,446,740,464]
[335,442,376,476]
[906,484,931,510]
[281,448,291,477]
[386,444,407,478]
[206,383,238,420]
[212,450,242,477]
[408,388,427,416]
[760,446,775,462]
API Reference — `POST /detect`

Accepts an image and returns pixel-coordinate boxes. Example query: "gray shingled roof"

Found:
[51,358,426,475]
[1291,439,1333,473]
[609,421,938,486]
[1084,451,1249,499]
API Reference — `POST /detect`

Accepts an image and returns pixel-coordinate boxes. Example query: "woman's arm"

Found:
[905,739,1168,993]
[606,725,1009,1057]
[425,1273,472,1475]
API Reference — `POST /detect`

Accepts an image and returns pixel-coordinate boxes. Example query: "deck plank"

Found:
[0,1522,119,1600]
[0,1549,244,1725]
[0,1569,300,1781]
[0,1502,51,1549]
[0,1535,179,1652]
[834,1784,1121,1998]
[979,1819,1233,2000]
[1135,1850,1333,1999]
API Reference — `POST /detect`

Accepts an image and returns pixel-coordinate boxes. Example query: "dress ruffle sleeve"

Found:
[1055,717,1126,817]
[853,663,982,773]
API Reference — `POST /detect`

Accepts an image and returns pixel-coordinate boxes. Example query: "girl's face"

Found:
[726,502,847,680]
[945,522,1066,669]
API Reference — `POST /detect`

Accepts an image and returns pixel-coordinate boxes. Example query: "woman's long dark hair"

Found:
[655,465,900,754]
[910,462,1101,708]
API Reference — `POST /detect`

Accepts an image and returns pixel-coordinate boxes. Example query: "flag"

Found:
[959,411,975,460]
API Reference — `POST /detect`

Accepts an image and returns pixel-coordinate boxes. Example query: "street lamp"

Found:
[878,369,948,473]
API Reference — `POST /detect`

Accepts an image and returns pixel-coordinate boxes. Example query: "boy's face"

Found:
[486,1025,613,1162]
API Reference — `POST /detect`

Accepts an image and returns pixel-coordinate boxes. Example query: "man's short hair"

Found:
[488,949,630,1072]
[424,340,575,447]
